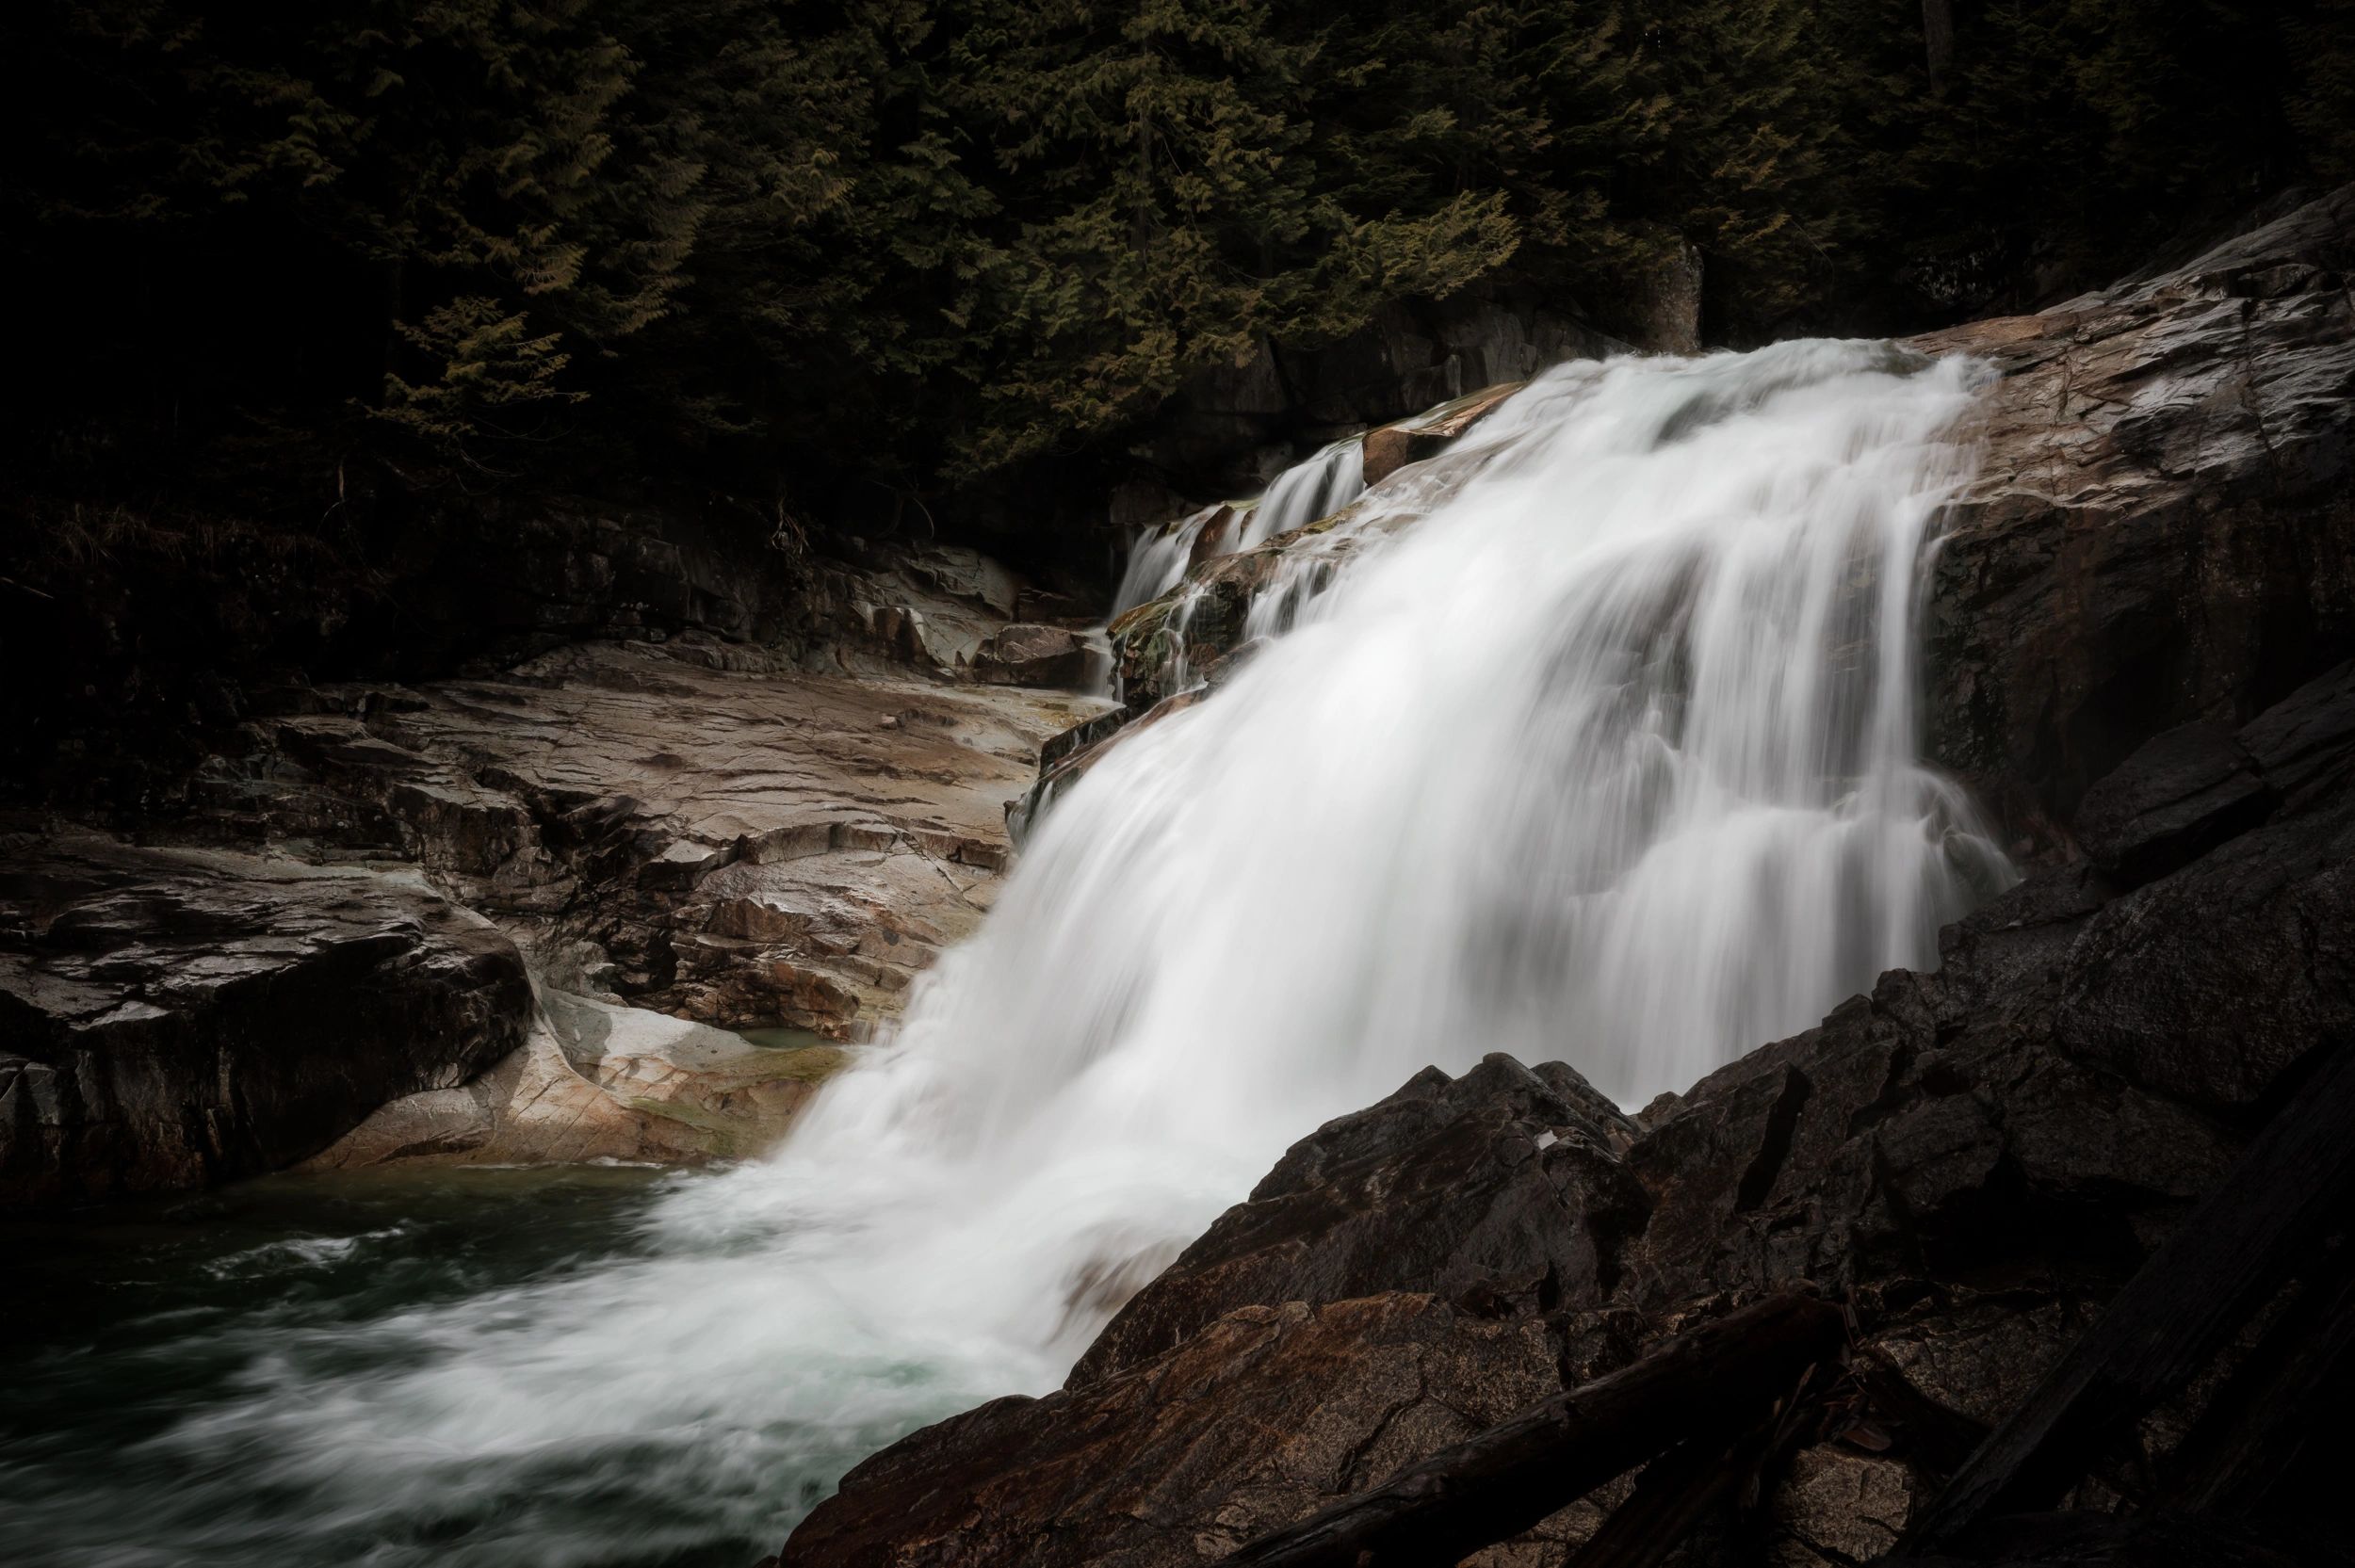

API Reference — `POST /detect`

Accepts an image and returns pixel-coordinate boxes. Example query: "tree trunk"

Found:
[1922,0,1955,89]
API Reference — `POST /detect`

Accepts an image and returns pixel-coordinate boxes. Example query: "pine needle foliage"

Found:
[4,0,2351,542]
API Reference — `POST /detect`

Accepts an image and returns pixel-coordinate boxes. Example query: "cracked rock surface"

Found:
[1920,184,2355,854]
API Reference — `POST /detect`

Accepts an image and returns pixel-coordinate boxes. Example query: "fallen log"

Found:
[1218,1292,1846,1568]
[1566,1355,1833,1568]
[1559,1424,1765,1568]
[1898,1041,2355,1554]
[2171,1237,2355,1517]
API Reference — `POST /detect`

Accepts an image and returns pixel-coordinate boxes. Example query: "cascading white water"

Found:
[1237,434,1364,550]
[1109,434,1370,620]
[1111,504,1216,618]
[4,341,2009,1568]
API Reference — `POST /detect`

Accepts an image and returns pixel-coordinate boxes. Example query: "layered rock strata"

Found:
[5,536,1111,1200]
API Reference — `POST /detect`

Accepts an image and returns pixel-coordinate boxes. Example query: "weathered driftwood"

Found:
[1218,1292,1845,1568]
[1900,1042,2355,1553]
[1560,1425,1762,1568]
[1566,1354,1836,1568]
[2171,1238,2355,1516]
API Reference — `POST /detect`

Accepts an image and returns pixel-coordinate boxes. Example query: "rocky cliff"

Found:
[768,190,2355,1567]
[3,538,1114,1204]
[1919,184,2355,856]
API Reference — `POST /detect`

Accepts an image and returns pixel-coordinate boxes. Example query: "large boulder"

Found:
[972,623,1096,689]
[0,836,532,1205]
[1069,1056,1647,1387]
[1920,185,2355,853]
[306,987,843,1172]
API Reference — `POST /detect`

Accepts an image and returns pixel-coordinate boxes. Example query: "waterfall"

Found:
[816,341,2004,1339]
[5,341,2007,1568]
[1237,434,1365,549]
[1111,435,1369,618]
[1111,504,1217,618]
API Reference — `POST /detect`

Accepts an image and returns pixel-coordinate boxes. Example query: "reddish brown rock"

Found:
[972,623,1096,688]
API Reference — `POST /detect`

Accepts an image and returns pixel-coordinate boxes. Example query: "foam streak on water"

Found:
[5,342,2007,1568]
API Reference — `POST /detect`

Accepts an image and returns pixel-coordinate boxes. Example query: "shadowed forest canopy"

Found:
[4,0,2351,555]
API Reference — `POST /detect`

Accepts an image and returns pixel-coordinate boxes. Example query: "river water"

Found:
[5,341,2008,1566]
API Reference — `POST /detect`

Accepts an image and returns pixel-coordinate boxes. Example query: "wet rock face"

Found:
[1919,185,2355,854]
[775,656,2355,1566]
[0,838,531,1205]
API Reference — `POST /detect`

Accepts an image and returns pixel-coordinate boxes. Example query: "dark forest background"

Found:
[4,0,2353,798]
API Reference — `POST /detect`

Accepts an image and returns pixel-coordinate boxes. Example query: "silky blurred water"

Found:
[4,341,2009,1567]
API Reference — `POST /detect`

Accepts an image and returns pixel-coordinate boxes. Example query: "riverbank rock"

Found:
[1920,183,2355,855]
[0,838,531,1205]
[307,989,846,1171]
[184,636,1106,1038]
[772,655,2355,1563]
[3,526,1111,1200]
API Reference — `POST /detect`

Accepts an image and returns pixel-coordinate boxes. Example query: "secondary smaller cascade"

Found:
[1111,435,1370,618]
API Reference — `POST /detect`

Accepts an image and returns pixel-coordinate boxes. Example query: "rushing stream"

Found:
[7,341,2008,1567]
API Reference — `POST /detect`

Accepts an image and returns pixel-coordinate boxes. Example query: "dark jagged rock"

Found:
[2071,722,2270,885]
[1896,1036,2355,1552]
[1218,1293,1846,1568]
[1878,1511,2353,1568]
[1069,1056,1648,1386]
[775,1293,1572,1568]
[0,837,531,1205]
